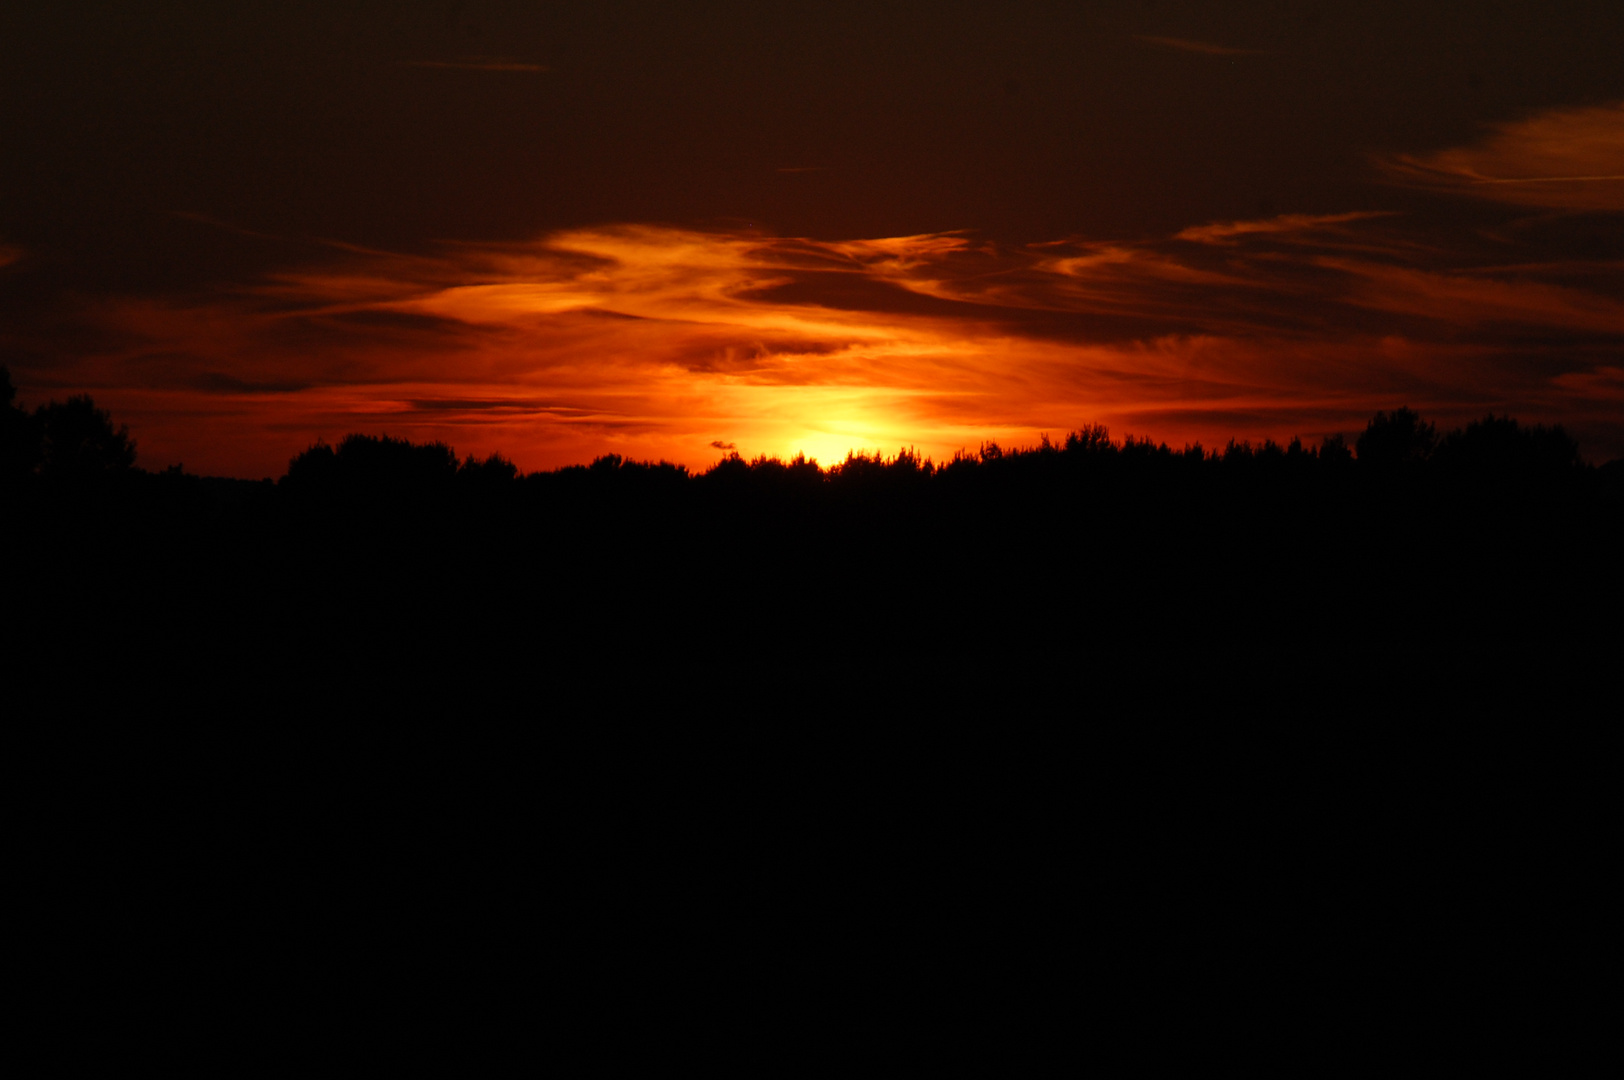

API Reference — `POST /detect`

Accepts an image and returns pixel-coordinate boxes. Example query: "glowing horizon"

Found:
[4,9,1622,479]
[5,102,1623,477]
[7,213,1618,476]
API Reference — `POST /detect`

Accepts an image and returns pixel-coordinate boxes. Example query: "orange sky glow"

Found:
[5,15,1623,478]
[18,206,1617,477]
[7,104,1624,476]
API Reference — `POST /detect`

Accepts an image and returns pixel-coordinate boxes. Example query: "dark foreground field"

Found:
[7,388,1621,1070]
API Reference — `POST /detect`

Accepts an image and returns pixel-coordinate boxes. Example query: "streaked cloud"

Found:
[9,213,1621,477]
[1134,36,1264,57]
[1174,213,1394,245]
[1384,102,1624,211]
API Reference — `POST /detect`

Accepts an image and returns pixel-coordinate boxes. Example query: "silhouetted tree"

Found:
[459,452,519,487]
[1318,434,1352,465]
[34,394,136,479]
[283,439,339,487]
[1356,408,1436,469]
[283,433,458,495]
[1434,414,1581,483]
[1064,424,1112,455]
[0,366,39,481]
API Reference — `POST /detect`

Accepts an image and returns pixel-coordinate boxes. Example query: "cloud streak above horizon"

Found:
[1383,102,1624,211]
[7,157,1623,477]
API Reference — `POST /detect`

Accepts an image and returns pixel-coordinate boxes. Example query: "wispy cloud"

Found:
[1383,102,1624,211]
[168,211,292,242]
[13,213,1622,476]
[1134,36,1264,57]
[1174,212,1394,245]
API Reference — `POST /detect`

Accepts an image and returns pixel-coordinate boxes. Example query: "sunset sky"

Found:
[3,1,1621,476]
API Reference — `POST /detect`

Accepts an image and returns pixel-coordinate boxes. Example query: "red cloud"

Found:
[1383,102,1624,212]
[9,214,1622,477]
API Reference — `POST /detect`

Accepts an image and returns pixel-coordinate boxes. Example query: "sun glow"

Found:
[27,201,1624,476]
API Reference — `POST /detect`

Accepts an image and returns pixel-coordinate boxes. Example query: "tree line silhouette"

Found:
[1,371,136,484]
[12,365,1614,1070]
[5,363,1615,503]
[5,361,1621,698]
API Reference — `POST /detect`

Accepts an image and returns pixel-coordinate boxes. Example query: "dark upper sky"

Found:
[6,0,1619,280]
[3,1,1622,473]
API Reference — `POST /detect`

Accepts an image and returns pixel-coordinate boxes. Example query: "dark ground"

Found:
[7,410,1620,1070]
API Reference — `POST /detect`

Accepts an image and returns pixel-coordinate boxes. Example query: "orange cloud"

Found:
[1384,102,1624,211]
[11,214,1622,477]
[1174,213,1395,245]
[1322,257,1624,335]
